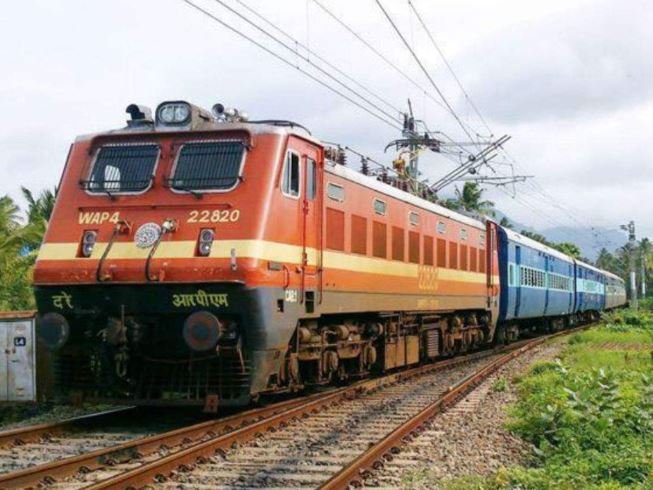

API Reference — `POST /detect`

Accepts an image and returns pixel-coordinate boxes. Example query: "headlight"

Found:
[198,228,214,256]
[183,311,222,351]
[156,101,191,125]
[81,230,97,257]
[38,312,70,350]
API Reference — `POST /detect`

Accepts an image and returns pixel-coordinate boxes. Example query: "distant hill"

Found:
[541,226,626,261]
[491,211,626,261]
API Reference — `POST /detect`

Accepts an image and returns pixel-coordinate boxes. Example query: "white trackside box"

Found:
[0,312,37,402]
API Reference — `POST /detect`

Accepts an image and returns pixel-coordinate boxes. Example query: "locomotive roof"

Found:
[74,120,320,144]
[500,227,575,263]
[326,160,486,230]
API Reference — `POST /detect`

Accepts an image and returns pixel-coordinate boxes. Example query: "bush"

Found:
[502,337,653,489]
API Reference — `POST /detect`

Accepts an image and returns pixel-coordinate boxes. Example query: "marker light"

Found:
[156,101,191,125]
[198,229,214,256]
[81,230,97,257]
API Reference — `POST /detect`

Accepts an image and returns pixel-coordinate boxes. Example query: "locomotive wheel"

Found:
[495,325,507,345]
[322,350,339,375]
[362,344,377,368]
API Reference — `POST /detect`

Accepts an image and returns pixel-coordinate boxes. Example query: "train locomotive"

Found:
[33,101,627,410]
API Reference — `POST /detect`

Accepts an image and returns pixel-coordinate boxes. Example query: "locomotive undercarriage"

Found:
[271,310,493,394]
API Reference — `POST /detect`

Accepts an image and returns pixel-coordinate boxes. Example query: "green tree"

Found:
[0,187,57,311]
[554,242,581,258]
[499,216,513,229]
[444,182,495,216]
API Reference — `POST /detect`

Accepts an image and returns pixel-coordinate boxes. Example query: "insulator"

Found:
[337,147,347,165]
[361,157,369,175]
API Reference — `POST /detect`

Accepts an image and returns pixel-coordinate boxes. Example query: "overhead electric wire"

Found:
[407,0,493,137]
[180,0,402,131]
[210,0,402,126]
[235,0,403,116]
[311,0,483,151]
[374,0,476,143]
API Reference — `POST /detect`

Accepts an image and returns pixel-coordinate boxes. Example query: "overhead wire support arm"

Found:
[430,134,511,192]
[457,175,533,186]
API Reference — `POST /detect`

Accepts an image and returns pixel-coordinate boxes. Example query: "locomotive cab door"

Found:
[287,138,322,312]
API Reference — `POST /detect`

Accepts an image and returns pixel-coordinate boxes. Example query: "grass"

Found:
[494,311,653,489]
[406,308,653,490]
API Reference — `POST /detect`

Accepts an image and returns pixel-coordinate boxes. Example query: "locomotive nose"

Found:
[37,312,70,350]
[183,311,222,352]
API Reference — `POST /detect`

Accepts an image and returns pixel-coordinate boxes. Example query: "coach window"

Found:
[306,158,316,200]
[460,228,468,241]
[327,182,344,202]
[374,198,386,215]
[437,221,446,234]
[282,151,300,197]
[409,211,419,226]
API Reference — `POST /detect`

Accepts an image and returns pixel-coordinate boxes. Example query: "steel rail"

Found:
[320,325,591,489]
[77,345,521,490]
[0,329,580,489]
[0,390,342,489]
[0,406,136,448]
[0,347,500,489]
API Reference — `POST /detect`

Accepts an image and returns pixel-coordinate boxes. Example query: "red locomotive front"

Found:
[34,100,499,409]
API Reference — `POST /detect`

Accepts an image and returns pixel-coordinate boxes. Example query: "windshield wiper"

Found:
[173,185,203,199]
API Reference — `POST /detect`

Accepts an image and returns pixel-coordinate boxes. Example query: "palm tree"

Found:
[20,186,57,250]
[499,216,513,229]
[447,182,495,216]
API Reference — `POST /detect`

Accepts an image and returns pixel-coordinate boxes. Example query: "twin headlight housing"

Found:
[156,101,191,126]
[198,229,214,256]
[81,230,97,257]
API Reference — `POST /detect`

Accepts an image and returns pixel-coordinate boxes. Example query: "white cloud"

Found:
[0,0,650,244]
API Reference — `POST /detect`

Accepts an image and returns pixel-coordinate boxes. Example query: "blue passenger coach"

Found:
[574,260,606,318]
[604,271,627,310]
[497,227,575,335]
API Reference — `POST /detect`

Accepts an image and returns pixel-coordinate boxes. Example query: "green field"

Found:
[413,310,653,489]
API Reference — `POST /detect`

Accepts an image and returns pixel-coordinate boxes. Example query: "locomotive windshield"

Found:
[169,141,245,192]
[84,144,159,194]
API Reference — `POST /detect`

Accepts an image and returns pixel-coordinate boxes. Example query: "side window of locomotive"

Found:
[85,144,159,193]
[171,141,245,192]
[327,183,345,201]
[306,158,317,200]
[282,151,301,197]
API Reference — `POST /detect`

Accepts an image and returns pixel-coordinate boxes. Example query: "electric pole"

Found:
[641,253,646,298]
[620,221,638,309]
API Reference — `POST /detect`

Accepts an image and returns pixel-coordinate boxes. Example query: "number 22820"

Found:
[187,209,241,223]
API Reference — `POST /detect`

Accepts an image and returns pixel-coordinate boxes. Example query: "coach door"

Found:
[300,145,323,311]
[486,221,500,314]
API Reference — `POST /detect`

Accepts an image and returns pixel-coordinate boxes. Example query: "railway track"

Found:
[0,406,202,484]
[0,327,585,489]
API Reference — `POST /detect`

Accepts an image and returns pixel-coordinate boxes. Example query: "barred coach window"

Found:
[170,141,245,192]
[85,144,159,193]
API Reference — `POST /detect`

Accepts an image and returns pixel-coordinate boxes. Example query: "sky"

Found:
[1,0,651,248]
